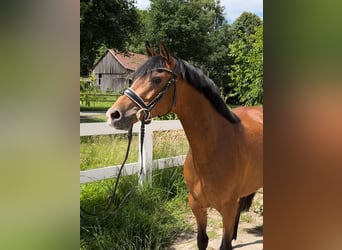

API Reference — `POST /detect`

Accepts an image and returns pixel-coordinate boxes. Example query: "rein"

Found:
[81,60,179,224]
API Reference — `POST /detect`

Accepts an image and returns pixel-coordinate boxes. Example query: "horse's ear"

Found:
[159,42,171,61]
[145,41,156,57]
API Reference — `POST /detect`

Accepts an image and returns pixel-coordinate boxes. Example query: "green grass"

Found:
[80,115,107,123]
[80,131,188,171]
[80,101,114,111]
[153,131,189,159]
[207,231,219,239]
[80,134,139,171]
[80,130,191,249]
[80,168,192,250]
[80,92,119,111]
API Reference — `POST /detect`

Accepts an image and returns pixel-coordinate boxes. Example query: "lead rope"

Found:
[81,126,135,223]
[81,123,147,223]
[105,126,133,211]
[103,122,146,221]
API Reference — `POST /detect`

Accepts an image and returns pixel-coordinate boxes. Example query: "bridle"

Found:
[123,59,179,125]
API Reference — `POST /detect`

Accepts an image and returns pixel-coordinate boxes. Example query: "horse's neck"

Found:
[174,82,235,160]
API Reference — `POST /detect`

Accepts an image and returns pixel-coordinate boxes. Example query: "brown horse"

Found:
[106,43,263,250]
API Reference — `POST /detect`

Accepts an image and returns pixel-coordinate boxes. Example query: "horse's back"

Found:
[232,106,263,125]
[232,105,263,157]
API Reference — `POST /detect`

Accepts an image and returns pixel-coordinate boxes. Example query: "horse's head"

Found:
[106,43,179,130]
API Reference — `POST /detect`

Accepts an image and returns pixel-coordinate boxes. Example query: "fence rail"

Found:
[80,120,186,184]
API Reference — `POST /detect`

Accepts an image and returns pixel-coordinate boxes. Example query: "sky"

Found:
[135,0,263,24]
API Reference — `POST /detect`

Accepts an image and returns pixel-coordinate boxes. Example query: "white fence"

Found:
[80,120,186,184]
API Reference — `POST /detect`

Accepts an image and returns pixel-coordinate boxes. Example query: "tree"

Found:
[230,12,262,39]
[135,0,233,99]
[80,0,140,76]
[205,23,234,94]
[126,9,150,54]
[228,24,263,105]
[143,0,226,63]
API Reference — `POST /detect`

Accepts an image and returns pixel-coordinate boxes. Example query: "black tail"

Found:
[232,192,256,240]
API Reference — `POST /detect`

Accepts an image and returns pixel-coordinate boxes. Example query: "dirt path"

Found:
[169,189,263,250]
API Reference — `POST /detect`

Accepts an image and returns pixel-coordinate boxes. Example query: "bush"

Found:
[80,74,101,107]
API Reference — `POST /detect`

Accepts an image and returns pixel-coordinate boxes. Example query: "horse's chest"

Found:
[195,162,239,187]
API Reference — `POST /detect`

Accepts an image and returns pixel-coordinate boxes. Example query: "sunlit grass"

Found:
[80,168,192,249]
[80,129,191,249]
[80,131,189,171]
[80,134,139,171]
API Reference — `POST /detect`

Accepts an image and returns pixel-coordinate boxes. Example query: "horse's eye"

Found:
[151,77,162,84]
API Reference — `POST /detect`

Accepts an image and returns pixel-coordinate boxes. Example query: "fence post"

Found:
[138,125,153,185]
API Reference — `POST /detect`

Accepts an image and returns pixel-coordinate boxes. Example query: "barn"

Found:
[92,49,148,92]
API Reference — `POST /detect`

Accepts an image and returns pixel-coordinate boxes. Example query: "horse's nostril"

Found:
[111,110,121,120]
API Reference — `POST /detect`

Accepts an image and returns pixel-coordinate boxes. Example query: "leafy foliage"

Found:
[230,12,262,39]
[80,74,101,107]
[228,25,263,105]
[80,0,140,75]
[204,23,234,101]
[142,0,225,63]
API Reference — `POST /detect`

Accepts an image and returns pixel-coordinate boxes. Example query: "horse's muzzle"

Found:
[106,108,137,131]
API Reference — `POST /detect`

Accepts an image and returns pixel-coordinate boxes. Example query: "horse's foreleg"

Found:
[218,200,239,250]
[232,208,241,240]
[233,192,256,240]
[189,193,208,250]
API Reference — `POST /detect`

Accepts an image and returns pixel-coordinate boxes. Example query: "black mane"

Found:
[133,55,240,124]
[179,59,240,124]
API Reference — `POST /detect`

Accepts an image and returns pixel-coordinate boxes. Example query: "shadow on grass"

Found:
[80,115,106,123]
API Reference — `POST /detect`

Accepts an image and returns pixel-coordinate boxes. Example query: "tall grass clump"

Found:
[153,130,188,160]
[80,134,139,171]
[80,130,191,249]
[80,167,191,249]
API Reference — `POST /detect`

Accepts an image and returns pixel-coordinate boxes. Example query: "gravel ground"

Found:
[169,189,263,250]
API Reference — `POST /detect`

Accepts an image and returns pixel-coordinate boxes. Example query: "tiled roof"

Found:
[109,49,148,71]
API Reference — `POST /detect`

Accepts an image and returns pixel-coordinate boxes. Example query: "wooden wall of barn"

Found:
[92,51,131,92]
[98,73,131,92]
